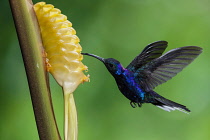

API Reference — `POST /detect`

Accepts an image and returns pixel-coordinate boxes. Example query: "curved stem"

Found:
[9,0,61,139]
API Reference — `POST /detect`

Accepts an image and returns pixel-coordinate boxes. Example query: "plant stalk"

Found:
[9,0,61,139]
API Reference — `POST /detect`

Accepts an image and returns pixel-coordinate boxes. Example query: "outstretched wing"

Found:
[135,46,202,91]
[126,41,168,72]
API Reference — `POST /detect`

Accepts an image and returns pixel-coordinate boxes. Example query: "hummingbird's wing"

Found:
[135,46,202,91]
[126,41,168,72]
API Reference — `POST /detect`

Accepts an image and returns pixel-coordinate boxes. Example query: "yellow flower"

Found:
[34,2,89,94]
[34,2,89,140]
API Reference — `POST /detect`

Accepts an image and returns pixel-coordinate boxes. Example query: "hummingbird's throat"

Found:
[115,64,125,75]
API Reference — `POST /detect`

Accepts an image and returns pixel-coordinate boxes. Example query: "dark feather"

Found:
[135,46,202,91]
[126,41,168,72]
[150,91,190,113]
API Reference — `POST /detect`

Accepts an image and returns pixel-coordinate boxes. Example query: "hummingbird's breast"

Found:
[114,70,146,103]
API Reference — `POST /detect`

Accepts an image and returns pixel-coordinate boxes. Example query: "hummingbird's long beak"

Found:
[82,53,105,63]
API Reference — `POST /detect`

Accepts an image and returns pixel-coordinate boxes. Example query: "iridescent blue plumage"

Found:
[82,41,202,113]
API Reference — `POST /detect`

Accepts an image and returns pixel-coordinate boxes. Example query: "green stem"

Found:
[9,0,61,139]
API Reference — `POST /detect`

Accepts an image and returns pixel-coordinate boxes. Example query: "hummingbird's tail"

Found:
[149,91,190,113]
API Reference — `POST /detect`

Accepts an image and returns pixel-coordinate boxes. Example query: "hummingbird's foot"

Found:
[130,101,137,108]
[137,102,142,107]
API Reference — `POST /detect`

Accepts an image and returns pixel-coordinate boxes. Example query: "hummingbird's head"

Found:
[82,53,125,76]
[103,58,124,76]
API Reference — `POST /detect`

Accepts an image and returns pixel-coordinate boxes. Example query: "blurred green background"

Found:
[1,0,210,140]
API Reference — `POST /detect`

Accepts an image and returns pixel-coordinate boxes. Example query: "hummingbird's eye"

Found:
[109,63,114,67]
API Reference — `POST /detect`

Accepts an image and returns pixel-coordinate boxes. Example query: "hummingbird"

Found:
[82,41,202,113]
